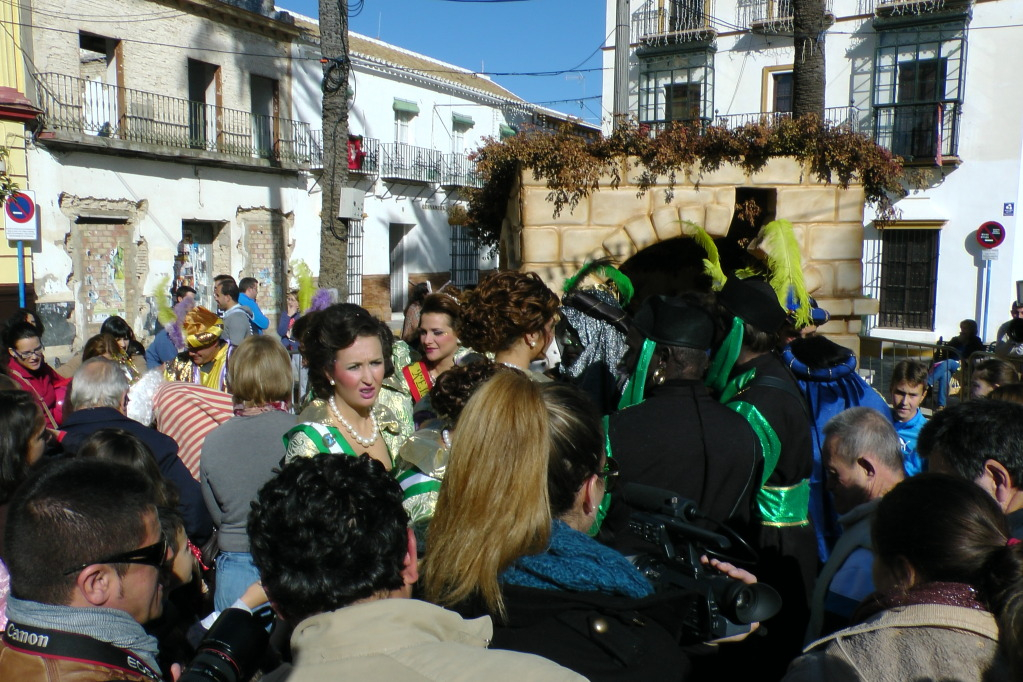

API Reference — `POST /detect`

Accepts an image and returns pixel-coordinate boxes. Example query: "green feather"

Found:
[562,259,635,306]
[683,220,727,291]
[154,275,175,325]
[293,260,315,311]
[758,219,811,328]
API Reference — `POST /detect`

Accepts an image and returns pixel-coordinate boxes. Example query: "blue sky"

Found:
[278,0,607,125]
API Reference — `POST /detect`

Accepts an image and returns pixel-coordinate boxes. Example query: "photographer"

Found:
[423,372,762,681]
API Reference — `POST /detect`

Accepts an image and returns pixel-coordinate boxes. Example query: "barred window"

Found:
[877,228,939,330]
[637,50,714,128]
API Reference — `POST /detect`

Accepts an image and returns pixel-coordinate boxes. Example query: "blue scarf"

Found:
[501,520,653,599]
[6,595,161,673]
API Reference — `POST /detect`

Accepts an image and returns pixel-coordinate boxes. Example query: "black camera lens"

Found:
[718,579,782,625]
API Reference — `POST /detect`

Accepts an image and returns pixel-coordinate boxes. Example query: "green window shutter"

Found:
[499,123,516,138]
[393,98,420,114]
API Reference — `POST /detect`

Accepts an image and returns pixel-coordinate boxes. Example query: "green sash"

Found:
[617,338,656,410]
[723,370,809,527]
[588,414,615,537]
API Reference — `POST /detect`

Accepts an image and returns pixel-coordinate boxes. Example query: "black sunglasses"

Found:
[63,537,169,576]
[601,457,620,493]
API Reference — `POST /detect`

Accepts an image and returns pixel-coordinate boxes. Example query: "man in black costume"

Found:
[605,295,761,550]
[712,277,818,680]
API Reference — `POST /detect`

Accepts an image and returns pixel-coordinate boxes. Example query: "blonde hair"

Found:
[423,372,552,618]
[228,336,293,407]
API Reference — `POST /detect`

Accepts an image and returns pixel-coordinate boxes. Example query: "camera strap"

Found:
[3,620,163,681]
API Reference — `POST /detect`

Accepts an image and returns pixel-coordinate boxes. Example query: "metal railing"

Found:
[308,131,380,174]
[381,142,441,183]
[441,153,481,188]
[633,0,717,45]
[713,106,861,131]
[738,0,833,28]
[857,334,943,408]
[873,100,961,162]
[34,72,310,164]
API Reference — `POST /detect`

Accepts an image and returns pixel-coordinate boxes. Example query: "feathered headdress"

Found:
[292,260,315,312]
[751,219,812,329]
[562,257,634,307]
[681,220,727,291]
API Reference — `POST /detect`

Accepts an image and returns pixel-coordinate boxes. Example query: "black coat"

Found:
[60,407,213,544]
[453,585,694,682]
[605,379,761,554]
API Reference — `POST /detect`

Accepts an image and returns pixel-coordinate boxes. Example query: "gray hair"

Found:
[823,407,903,473]
[70,357,129,410]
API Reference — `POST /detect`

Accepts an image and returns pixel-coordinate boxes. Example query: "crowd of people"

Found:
[0,269,1021,682]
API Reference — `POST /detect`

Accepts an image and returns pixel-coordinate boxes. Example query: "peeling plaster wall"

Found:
[26,148,314,363]
[506,157,874,354]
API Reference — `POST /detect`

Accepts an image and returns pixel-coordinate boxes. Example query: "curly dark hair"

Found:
[418,289,463,335]
[0,391,42,505]
[459,271,559,353]
[248,454,409,623]
[303,304,394,400]
[430,360,517,424]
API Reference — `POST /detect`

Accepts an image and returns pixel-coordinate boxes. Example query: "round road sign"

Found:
[976,221,1006,249]
[5,193,35,224]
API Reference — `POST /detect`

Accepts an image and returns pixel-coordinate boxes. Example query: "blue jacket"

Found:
[145,328,179,369]
[59,407,213,543]
[893,409,926,477]
[238,293,268,334]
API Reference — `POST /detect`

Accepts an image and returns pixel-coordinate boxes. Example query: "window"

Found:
[450,224,481,288]
[188,59,220,150]
[667,0,709,32]
[772,72,794,113]
[393,99,419,145]
[873,23,966,162]
[79,32,121,136]
[346,219,364,304]
[638,50,714,128]
[250,75,279,159]
[876,228,940,330]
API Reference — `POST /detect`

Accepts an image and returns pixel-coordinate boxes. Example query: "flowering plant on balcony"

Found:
[0,146,17,204]
[465,117,904,248]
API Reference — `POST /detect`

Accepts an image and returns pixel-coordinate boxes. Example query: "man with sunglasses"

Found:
[0,458,171,680]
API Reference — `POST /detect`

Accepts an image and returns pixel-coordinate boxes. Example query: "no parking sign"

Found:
[4,190,39,241]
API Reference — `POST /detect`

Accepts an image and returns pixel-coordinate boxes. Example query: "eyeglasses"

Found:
[63,537,169,576]
[600,457,620,493]
[12,344,44,360]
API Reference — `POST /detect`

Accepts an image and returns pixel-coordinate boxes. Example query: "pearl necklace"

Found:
[328,395,379,448]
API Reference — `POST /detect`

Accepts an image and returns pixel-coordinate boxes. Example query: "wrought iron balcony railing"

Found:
[737,0,833,30]
[873,100,961,163]
[713,106,861,131]
[381,142,441,183]
[308,131,380,174]
[632,0,717,46]
[33,72,310,164]
[441,153,481,188]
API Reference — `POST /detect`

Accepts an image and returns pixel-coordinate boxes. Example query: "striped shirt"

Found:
[153,382,234,480]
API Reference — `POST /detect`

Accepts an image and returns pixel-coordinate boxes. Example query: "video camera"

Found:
[623,483,782,642]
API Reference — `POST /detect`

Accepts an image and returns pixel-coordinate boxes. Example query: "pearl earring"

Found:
[329,379,336,386]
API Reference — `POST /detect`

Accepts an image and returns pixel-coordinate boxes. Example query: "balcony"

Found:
[380,143,441,184]
[309,131,380,175]
[632,0,717,48]
[33,72,310,167]
[873,0,973,19]
[441,153,481,188]
[738,0,833,32]
[873,100,961,164]
[714,106,862,131]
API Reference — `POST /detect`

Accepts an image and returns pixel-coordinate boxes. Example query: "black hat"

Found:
[633,295,716,350]
[717,277,787,334]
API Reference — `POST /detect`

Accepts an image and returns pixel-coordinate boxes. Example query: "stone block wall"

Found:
[238,208,292,322]
[502,157,875,354]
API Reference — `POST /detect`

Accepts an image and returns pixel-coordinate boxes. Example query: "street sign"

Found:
[976,221,1006,249]
[982,249,999,261]
[1006,203,1016,217]
[4,190,39,241]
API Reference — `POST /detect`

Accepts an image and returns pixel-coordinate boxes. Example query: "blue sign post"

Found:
[4,191,39,308]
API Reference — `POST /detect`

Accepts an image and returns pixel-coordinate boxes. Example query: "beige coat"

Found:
[287,598,586,682]
[784,603,1011,682]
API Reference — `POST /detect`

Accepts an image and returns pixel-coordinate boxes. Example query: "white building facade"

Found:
[10,0,589,356]
[602,0,1023,342]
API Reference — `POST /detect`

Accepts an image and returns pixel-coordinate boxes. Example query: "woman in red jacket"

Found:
[4,321,67,427]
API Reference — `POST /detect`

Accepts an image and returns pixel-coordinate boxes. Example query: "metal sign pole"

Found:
[16,239,25,307]
[983,258,991,339]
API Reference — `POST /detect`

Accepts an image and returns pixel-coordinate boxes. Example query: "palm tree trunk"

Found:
[792,0,826,121]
